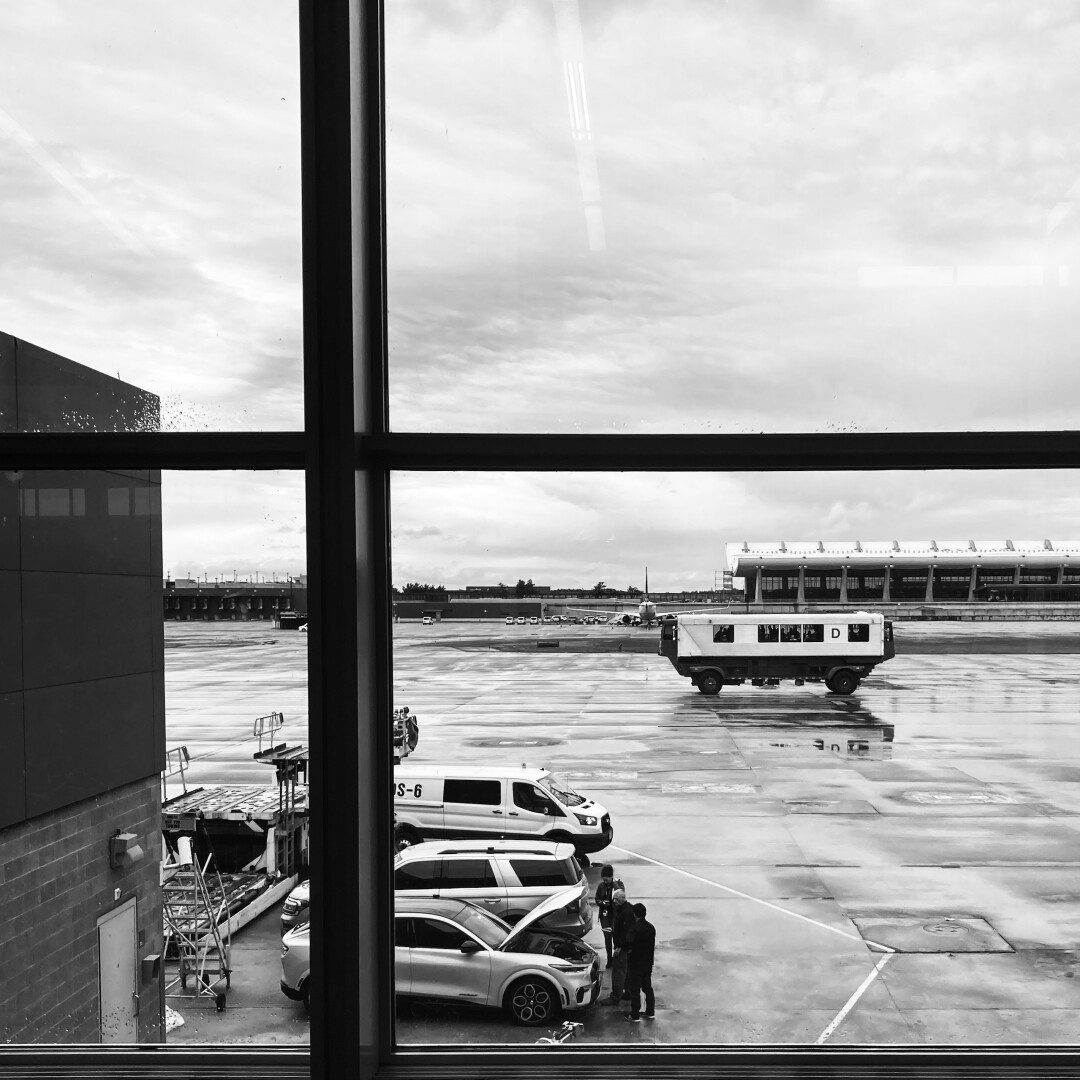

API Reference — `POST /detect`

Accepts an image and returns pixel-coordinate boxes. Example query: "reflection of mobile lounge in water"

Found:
[659,611,895,695]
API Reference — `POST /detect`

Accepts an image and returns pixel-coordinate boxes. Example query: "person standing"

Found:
[594,864,624,968]
[623,902,656,1022]
[604,888,635,1003]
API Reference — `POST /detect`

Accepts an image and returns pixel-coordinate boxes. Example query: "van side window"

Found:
[712,624,734,643]
[411,917,471,950]
[438,858,497,890]
[443,778,502,805]
[848,623,870,642]
[395,860,439,890]
[802,624,824,642]
[758,624,779,643]
[780,624,802,642]
[509,858,577,887]
[512,782,556,815]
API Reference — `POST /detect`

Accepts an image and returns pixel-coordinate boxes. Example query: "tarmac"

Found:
[163,618,1080,1046]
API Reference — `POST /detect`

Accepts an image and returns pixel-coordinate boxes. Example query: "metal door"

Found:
[98,898,138,1043]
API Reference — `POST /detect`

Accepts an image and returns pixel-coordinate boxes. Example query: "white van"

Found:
[393,764,613,861]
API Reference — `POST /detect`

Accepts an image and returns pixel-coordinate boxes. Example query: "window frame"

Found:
[1,1,1079,1078]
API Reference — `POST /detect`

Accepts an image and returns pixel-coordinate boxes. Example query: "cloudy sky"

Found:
[3,2,1079,587]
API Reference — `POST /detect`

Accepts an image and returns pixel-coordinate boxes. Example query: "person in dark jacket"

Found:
[594,864,624,968]
[604,889,636,1003]
[623,902,656,1021]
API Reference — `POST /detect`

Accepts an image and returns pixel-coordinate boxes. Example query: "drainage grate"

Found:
[852,915,1014,953]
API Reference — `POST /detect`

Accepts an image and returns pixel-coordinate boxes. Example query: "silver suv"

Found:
[394,839,593,937]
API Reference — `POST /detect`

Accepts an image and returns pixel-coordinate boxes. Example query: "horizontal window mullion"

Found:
[0,432,307,470]
[361,431,1080,472]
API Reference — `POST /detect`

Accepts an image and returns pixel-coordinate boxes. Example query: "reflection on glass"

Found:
[390,469,1080,1044]
[0,5,301,431]
[387,2,1080,434]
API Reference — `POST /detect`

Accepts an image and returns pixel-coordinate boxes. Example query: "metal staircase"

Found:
[162,835,231,1010]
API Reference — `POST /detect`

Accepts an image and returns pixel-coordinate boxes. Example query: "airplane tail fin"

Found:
[645,567,649,598]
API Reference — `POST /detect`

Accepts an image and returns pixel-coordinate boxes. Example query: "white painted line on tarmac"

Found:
[815,953,893,1044]
[607,843,896,953]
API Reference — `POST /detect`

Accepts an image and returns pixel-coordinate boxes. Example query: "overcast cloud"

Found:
[4,3,1079,585]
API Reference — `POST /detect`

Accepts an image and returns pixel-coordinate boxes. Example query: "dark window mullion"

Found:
[362,430,1080,473]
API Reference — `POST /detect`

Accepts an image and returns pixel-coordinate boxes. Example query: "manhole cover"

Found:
[923,920,968,936]
[852,915,1013,953]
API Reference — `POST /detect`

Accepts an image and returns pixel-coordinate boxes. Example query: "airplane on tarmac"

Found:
[564,569,717,629]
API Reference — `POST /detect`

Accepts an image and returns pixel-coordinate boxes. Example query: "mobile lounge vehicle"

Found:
[393,764,612,860]
[659,611,895,695]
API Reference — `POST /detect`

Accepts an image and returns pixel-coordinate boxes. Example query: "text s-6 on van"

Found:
[392,764,613,859]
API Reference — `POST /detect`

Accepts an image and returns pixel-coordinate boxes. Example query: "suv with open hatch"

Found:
[395,890,600,1025]
[394,838,592,936]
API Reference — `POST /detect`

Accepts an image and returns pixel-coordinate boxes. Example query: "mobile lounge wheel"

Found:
[696,671,723,695]
[825,669,860,695]
[506,976,560,1026]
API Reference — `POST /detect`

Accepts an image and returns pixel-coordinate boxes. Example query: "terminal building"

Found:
[1,335,164,1043]
[728,540,1080,606]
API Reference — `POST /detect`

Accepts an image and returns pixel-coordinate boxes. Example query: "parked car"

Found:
[504,616,514,625]
[394,891,600,1025]
[394,838,593,936]
[529,616,540,625]
[515,616,526,625]
[280,879,310,935]
[421,616,433,625]
[279,921,311,1011]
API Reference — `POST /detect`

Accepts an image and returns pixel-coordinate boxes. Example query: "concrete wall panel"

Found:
[21,573,156,689]
[0,471,19,571]
[0,333,14,433]
[13,337,158,433]
[23,674,158,817]
[0,693,26,828]
[0,570,22,692]
[20,471,159,577]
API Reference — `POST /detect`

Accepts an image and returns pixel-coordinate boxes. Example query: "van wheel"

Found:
[697,671,722,695]
[826,670,859,695]
[506,976,560,1026]
[395,824,421,851]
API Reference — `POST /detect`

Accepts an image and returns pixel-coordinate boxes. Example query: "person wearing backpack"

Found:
[594,864,624,968]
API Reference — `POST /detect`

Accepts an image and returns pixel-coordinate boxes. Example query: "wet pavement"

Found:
[164,618,1080,1046]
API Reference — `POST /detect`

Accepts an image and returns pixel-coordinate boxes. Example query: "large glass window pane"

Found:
[0,468,309,1046]
[391,468,1080,1046]
[0,5,301,431]
[161,472,309,1044]
[387,2,1080,434]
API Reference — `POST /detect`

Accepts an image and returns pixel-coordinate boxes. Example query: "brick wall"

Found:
[0,776,163,1044]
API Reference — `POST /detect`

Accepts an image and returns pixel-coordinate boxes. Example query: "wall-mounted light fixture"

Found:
[109,830,145,871]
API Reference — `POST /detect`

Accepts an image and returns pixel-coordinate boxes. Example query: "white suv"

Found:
[396,892,600,1025]
[394,839,593,937]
